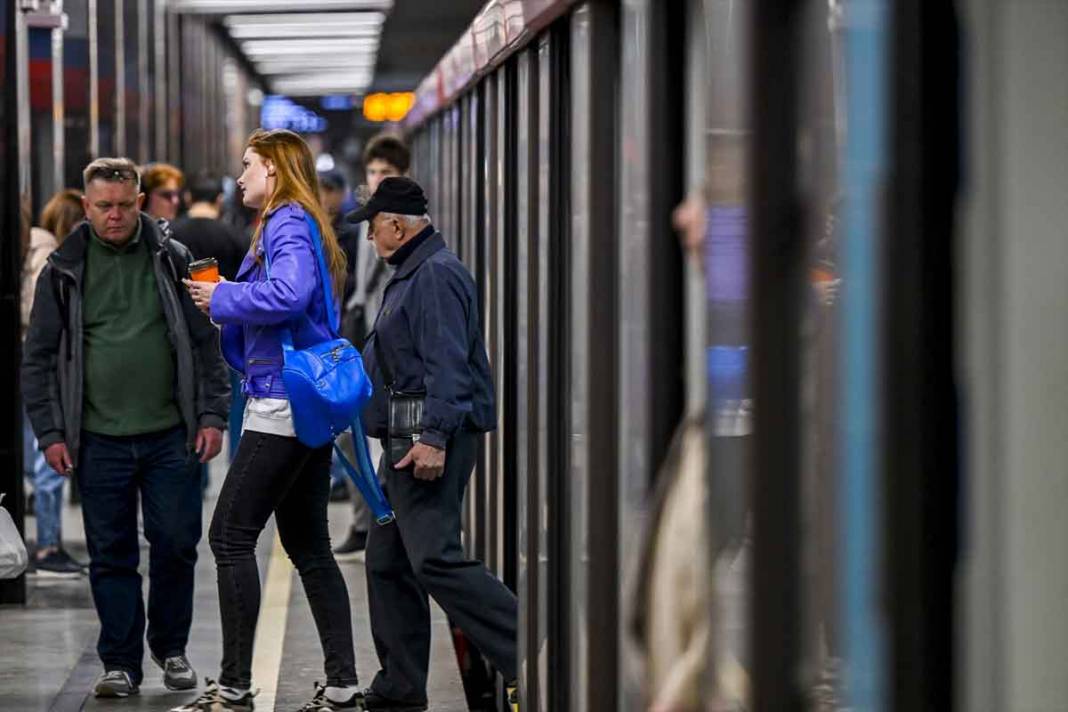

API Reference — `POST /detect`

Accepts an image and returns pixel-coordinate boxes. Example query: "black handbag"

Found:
[372,332,426,466]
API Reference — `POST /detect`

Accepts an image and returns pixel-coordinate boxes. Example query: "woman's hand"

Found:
[183,276,226,315]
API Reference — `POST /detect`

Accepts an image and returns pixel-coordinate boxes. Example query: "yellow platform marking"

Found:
[250,531,293,711]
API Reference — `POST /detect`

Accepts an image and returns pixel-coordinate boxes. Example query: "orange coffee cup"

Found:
[189,257,220,283]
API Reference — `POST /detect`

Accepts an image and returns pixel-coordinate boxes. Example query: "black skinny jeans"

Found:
[209,430,358,689]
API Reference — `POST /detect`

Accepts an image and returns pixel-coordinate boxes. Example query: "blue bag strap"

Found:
[261,210,340,349]
[262,243,294,353]
[302,214,341,338]
[333,420,395,525]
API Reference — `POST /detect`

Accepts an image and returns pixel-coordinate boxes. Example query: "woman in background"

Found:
[22,189,87,577]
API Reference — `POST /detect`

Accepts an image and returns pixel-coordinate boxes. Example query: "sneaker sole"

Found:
[29,569,84,579]
[333,550,366,562]
[163,676,198,691]
[94,684,139,698]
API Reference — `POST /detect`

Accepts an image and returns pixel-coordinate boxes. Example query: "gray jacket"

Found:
[21,213,231,466]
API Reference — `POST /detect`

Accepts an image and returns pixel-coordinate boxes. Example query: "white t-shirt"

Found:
[242,397,296,437]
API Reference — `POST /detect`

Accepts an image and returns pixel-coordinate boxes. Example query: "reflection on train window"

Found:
[678,0,753,709]
[797,1,847,708]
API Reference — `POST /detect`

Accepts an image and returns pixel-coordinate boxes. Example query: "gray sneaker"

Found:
[94,670,139,698]
[154,653,198,691]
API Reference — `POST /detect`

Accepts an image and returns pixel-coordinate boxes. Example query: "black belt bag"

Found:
[373,334,426,465]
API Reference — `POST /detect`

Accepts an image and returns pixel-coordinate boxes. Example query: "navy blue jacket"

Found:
[361,230,495,448]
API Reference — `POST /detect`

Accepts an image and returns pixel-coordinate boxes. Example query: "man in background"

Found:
[172,172,249,282]
[331,134,410,561]
[349,134,410,345]
[172,172,251,463]
[318,167,363,333]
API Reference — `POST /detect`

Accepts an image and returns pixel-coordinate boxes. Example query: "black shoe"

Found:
[32,549,85,578]
[297,682,365,710]
[333,529,368,562]
[361,689,427,711]
[57,548,89,572]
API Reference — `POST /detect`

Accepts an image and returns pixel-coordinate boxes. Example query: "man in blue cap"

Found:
[346,177,517,711]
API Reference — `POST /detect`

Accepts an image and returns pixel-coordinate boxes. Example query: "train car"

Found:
[400,1,960,710]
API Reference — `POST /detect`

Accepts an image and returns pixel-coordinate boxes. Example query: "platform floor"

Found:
[0,454,467,712]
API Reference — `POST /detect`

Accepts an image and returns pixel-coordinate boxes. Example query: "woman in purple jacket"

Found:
[181,129,362,712]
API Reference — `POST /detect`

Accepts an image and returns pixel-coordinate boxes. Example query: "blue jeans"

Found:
[77,426,202,683]
[22,410,64,549]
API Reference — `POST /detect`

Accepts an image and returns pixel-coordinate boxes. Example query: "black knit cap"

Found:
[345,176,428,224]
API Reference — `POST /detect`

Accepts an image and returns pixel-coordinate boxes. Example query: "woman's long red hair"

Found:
[246,128,346,297]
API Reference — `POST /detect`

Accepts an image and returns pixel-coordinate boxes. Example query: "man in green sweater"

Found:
[21,158,231,699]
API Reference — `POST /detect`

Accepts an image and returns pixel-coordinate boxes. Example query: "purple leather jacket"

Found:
[211,202,339,399]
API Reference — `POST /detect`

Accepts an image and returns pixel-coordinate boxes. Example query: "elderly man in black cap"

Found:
[346,177,517,711]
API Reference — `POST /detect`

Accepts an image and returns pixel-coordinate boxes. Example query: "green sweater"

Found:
[82,226,182,436]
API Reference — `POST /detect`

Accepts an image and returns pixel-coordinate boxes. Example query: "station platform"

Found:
[0,455,467,712]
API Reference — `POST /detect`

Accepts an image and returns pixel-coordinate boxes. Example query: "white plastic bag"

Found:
[0,493,29,579]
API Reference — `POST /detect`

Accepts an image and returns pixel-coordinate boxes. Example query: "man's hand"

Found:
[395,441,446,481]
[195,427,224,463]
[183,276,225,315]
[44,442,74,477]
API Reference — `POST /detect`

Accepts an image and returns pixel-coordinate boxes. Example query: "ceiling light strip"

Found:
[230,27,382,40]
[224,12,385,26]
[172,0,392,12]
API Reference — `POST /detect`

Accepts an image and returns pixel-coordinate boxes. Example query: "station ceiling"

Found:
[171,0,484,97]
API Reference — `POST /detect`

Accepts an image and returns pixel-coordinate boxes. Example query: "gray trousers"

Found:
[365,431,518,703]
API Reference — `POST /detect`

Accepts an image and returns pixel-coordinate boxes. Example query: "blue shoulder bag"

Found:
[264,214,394,525]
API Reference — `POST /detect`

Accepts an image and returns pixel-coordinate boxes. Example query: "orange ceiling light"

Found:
[363,92,415,122]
